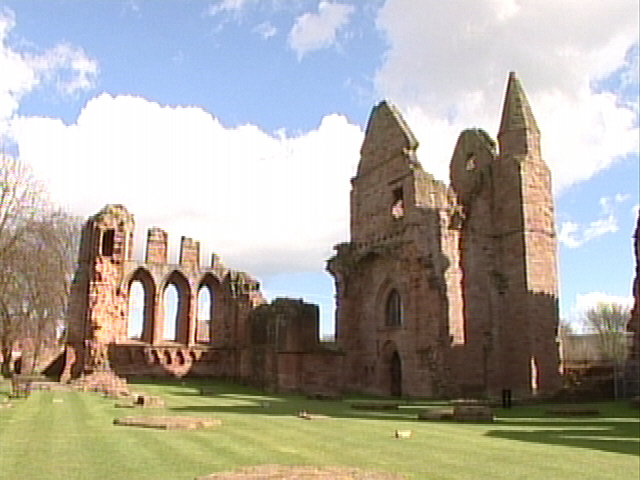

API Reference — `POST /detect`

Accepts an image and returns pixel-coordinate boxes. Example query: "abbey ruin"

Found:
[63,72,562,398]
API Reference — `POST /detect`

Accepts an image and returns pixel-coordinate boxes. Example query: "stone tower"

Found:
[328,102,459,397]
[329,72,561,398]
[492,72,561,394]
[65,204,135,377]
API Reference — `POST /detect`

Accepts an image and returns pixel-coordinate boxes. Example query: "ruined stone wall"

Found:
[64,204,265,380]
[493,73,560,395]
[329,72,561,399]
[275,351,344,394]
[626,216,639,395]
[245,298,344,393]
[328,102,463,397]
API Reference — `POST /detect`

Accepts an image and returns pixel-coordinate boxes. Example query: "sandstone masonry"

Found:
[64,72,561,398]
[328,72,561,397]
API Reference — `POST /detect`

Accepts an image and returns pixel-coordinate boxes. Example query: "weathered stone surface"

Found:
[133,394,165,408]
[417,408,453,421]
[452,404,494,422]
[328,72,560,399]
[626,216,640,396]
[196,465,406,480]
[63,204,266,380]
[63,72,561,399]
[350,401,399,410]
[113,415,221,430]
[70,371,129,397]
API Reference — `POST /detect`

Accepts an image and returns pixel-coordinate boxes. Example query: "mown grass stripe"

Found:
[1,379,638,480]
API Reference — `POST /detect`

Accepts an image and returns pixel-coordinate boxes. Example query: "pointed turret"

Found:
[499,72,539,134]
[357,101,418,176]
[498,72,540,156]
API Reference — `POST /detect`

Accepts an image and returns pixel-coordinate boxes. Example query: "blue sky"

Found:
[1,0,638,336]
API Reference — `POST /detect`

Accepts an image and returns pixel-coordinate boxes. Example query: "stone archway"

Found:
[389,350,402,397]
[127,267,156,343]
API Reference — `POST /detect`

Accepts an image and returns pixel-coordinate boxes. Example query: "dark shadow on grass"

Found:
[127,377,640,456]
[168,402,427,422]
[128,377,440,422]
[486,413,640,456]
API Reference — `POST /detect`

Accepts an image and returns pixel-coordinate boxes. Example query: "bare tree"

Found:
[0,153,80,375]
[582,302,632,366]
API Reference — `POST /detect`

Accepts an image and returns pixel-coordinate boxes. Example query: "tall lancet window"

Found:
[385,289,402,327]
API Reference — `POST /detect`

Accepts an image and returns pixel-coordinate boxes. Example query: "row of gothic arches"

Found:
[125,267,224,344]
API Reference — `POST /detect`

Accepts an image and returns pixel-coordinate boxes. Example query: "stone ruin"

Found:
[62,72,564,399]
[327,71,560,398]
[61,205,341,395]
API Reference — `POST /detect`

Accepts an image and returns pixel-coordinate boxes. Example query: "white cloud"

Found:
[0,7,97,128]
[9,94,363,276]
[205,0,253,17]
[558,222,581,249]
[374,0,639,192]
[288,1,355,59]
[558,195,631,248]
[567,292,634,330]
[254,21,278,39]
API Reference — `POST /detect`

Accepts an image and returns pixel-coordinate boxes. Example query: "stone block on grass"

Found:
[417,408,454,421]
[195,465,406,480]
[350,401,399,410]
[113,415,221,430]
[133,394,165,408]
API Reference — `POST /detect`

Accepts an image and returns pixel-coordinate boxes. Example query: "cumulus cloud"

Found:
[0,7,97,128]
[558,195,630,248]
[567,292,634,330]
[9,94,363,276]
[288,1,355,59]
[374,0,639,192]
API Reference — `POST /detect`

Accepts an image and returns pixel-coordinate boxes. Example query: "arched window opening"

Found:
[196,286,212,343]
[163,284,179,341]
[101,229,115,256]
[162,271,191,344]
[385,289,402,327]
[127,280,144,340]
[391,187,404,218]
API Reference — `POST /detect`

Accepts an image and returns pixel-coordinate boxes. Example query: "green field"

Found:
[0,378,638,480]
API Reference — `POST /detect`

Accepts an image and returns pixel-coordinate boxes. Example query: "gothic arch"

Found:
[161,270,192,344]
[198,272,224,344]
[381,340,403,397]
[377,279,403,328]
[127,267,156,343]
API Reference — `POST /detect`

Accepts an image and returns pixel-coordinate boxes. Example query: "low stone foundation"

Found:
[196,465,406,480]
[451,399,493,422]
[113,415,221,430]
[70,371,130,398]
[417,408,454,421]
[350,401,399,410]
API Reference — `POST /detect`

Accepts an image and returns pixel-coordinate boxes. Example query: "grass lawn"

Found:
[0,377,638,480]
